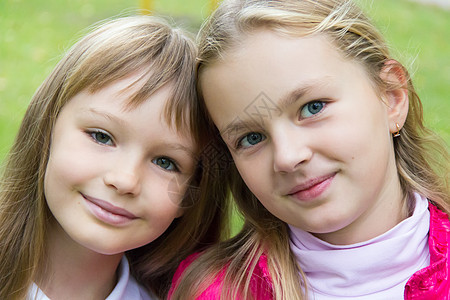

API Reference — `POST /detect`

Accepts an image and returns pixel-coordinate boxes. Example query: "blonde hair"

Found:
[171,0,450,299]
[0,15,229,299]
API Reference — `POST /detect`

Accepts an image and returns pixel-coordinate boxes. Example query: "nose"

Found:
[272,123,312,173]
[103,159,141,196]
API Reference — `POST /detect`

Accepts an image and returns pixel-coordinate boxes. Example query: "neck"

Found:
[36,219,123,300]
[314,180,409,245]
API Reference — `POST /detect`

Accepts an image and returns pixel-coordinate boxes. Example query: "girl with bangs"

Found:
[0,15,229,299]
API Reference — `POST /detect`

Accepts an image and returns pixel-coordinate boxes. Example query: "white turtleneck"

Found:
[289,193,430,299]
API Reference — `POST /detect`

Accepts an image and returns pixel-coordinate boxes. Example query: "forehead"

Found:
[63,75,168,120]
[201,30,346,85]
[199,30,373,127]
[201,31,345,97]
[86,73,182,125]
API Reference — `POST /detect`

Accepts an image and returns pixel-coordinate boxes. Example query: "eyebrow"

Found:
[220,119,263,142]
[277,86,311,111]
[278,77,332,110]
[83,108,128,128]
[161,143,196,158]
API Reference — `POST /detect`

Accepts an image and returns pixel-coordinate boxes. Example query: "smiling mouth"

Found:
[288,173,336,202]
[82,194,137,226]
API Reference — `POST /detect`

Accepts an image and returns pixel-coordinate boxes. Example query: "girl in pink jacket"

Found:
[170,0,450,299]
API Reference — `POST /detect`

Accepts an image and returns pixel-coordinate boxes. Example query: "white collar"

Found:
[289,193,430,299]
[107,256,154,300]
[27,256,155,300]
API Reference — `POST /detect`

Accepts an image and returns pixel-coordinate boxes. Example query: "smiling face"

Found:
[44,75,196,255]
[200,30,406,245]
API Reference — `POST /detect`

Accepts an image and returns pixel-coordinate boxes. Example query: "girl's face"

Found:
[44,75,196,255]
[201,30,405,245]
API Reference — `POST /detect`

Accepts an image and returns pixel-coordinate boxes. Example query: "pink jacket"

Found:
[170,203,450,299]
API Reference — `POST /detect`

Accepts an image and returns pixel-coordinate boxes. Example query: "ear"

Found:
[379,60,409,134]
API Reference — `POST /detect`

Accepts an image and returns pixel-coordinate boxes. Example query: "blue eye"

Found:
[90,130,113,146]
[300,101,325,118]
[238,132,266,149]
[153,157,178,172]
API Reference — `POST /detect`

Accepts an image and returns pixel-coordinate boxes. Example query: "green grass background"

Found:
[1,0,448,162]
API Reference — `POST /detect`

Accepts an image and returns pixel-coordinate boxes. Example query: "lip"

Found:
[82,194,137,226]
[287,173,336,202]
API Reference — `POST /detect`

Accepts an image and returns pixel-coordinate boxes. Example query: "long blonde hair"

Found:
[171,0,450,299]
[0,15,230,299]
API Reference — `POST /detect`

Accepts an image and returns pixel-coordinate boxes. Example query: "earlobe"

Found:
[379,60,409,134]
[175,206,185,218]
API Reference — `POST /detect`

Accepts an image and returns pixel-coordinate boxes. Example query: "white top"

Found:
[289,192,430,300]
[27,256,155,300]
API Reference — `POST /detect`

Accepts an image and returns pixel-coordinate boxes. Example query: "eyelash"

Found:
[299,100,326,119]
[236,132,266,150]
[152,157,180,172]
[87,129,114,146]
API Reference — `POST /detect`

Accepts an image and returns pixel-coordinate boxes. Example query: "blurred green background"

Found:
[1,0,449,165]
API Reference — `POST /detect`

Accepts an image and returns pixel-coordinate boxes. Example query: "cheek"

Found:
[322,108,386,157]
[326,124,364,159]
[49,138,103,180]
[233,155,271,198]
[325,116,393,183]
[45,154,83,191]
[43,160,73,223]
[140,197,182,236]
[166,175,192,206]
[143,176,188,215]
[44,154,67,195]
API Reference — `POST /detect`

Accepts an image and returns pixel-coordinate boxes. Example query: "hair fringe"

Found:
[0,15,228,299]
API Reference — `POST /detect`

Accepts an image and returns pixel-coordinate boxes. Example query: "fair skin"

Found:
[201,30,409,245]
[41,74,196,299]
